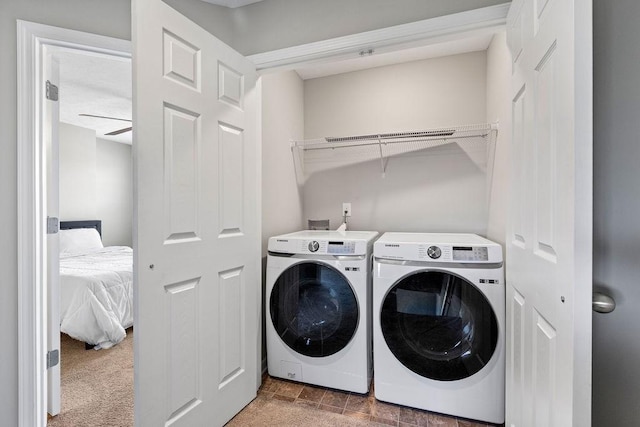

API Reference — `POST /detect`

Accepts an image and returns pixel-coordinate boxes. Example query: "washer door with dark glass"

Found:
[270,261,359,358]
[380,270,498,381]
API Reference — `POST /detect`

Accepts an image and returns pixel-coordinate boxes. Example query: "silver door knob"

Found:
[593,292,616,314]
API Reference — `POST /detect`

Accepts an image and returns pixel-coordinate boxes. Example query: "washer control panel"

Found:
[451,246,489,261]
[268,231,378,256]
[415,245,490,261]
[298,240,356,255]
[327,240,356,255]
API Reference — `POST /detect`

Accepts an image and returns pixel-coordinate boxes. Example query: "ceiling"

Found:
[57,50,132,145]
[56,30,495,144]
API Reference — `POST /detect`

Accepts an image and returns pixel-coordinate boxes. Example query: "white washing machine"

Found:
[373,233,504,424]
[266,230,379,393]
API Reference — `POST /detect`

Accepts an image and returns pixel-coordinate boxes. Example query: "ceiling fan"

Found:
[79,113,132,136]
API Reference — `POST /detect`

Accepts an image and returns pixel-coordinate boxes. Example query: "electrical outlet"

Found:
[342,202,352,217]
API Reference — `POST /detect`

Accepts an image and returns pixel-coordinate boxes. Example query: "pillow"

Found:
[59,228,104,255]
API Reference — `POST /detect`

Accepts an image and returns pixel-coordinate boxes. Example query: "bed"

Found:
[59,220,133,349]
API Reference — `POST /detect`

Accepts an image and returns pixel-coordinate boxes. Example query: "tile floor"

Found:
[258,375,501,427]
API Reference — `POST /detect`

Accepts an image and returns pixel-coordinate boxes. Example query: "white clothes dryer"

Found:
[266,230,378,393]
[373,233,504,424]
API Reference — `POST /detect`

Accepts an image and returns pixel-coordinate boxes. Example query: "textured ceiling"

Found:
[58,51,132,145]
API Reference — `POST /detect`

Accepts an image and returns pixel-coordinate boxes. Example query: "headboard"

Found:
[60,220,102,238]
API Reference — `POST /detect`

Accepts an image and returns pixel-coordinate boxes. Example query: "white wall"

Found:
[59,123,97,221]
[59,125,132,247]
[260,70,305,366]
[592,0,640,424]
[96,138,133,247]
[0,1,131,422]
[232,0,508,55]
[485,31,511,246]
[261,71,305,254]
[302,52,489,234]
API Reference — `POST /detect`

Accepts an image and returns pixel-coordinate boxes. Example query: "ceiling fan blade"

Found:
[105,127,133,136]
[79,113,132,122]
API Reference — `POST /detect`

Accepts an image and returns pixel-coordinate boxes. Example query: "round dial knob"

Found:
[308,241,320,252]
[427,246,442,259]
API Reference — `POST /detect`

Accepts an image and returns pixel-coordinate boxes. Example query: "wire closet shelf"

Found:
[291,123,499,176]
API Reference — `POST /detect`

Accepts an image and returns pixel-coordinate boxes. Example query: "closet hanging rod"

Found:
[300,133,490,151]
[293,123,497,151]
[326,129,455,143]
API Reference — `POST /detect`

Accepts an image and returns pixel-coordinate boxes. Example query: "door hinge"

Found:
[47,216,59,234]
[46,80,59,101]
[47,349,59,369]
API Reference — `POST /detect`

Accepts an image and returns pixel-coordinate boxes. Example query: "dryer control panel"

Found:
[375,233,502,264]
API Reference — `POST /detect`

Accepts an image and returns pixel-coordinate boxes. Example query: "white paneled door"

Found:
[506,0,592,426]
[133,0,261,425]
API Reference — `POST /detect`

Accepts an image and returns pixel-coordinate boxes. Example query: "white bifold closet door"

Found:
[506,0,593,426]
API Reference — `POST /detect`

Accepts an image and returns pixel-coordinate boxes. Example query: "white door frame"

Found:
[17,20,130,427]
[17,4,508,426]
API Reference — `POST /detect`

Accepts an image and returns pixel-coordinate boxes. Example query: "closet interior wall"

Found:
[302,50,493,234]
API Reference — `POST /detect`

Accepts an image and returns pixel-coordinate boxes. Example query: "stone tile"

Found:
[298,385,326,402]
[344,410,372,421]
[293,398,319,410]
[399,406,430,425]
[320,389,350,409]
[345,393,373,414]
[371,400,400,423]
[318,404,344,414]
[371,415,399,426]
[274,381,304,398]
[266,376,287,390]
[259,376,279,393]
[257,388,274,399]
[428,412,458,426]
[271,393,295,403]
[458,420,487,427]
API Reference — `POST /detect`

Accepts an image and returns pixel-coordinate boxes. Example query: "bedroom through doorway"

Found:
[46,46,134,426]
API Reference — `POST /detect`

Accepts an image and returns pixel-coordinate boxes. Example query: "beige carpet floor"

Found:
[48,329,134,427]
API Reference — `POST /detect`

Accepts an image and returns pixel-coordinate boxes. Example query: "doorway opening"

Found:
[17,20,131,427]
[50,48,134,426]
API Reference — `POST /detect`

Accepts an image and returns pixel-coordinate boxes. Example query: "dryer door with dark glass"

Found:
[270,261,359,358]
[380,270,498,381]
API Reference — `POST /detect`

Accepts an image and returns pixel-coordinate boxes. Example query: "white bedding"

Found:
[59,246,133,349]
